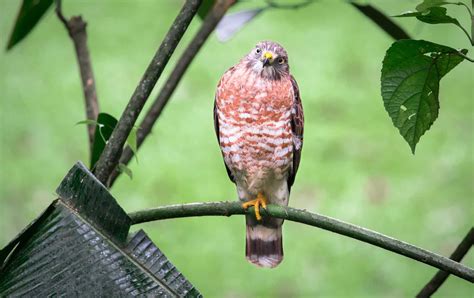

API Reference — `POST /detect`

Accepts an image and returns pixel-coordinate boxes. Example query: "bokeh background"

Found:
[1,0,473,296]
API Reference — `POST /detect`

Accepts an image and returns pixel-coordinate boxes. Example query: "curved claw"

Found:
[242,192,268,220]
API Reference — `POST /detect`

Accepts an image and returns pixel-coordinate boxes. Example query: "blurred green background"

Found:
[1,0,473,296]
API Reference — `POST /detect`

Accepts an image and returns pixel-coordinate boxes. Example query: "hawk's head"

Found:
[245,41,289,80]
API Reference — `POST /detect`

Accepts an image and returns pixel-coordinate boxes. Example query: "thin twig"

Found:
[417,228,474,297]
[351,3,411,40]
[55,0,99,154]
[108,0,236,187]
[92,0,202,185]
[128,201,474,283]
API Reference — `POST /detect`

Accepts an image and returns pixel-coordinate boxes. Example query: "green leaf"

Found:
[118,163,133,180]
[381,40,466,153]
[0,162,201,296]
[6,0,53,50]
[415,0,451,12]
[75,119,98,126]
[126,126,139,162]
[395,7,460,26]
[197,0,215,20]
[90,113,118,169]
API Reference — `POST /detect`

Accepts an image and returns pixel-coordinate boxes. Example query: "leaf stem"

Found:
[471,0,474,45]
[455,22,474,45]
[128,201,474,283]
[452,1,473,17]
[456,49,474,61]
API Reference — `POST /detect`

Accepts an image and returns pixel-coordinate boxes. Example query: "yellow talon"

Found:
[242,192,268,221]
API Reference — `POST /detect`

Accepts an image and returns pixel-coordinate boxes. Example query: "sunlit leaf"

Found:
[216,8,264,42]
[381,40,466,153]
[90,113,118,169]
[7,0,53,50]
[118,163,133,180]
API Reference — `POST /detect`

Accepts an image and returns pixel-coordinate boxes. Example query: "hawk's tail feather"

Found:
[245,221,283,268]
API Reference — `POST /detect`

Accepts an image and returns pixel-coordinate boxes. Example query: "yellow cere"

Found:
[263,52,273,60]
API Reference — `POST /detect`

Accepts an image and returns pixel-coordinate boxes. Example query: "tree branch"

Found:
[107,0,236,187]
[351,3,411,40]
[128,201,474,283]
[417,228,474,297]
[55,0,99,154]
[92,0,202,184]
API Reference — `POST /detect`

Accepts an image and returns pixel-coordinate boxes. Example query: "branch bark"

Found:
[92,0,202,184]
[56,0,99,154]
[128,201,474,283]
[351,3,411,40]
[108,0,236,187]
[417,228,474,297]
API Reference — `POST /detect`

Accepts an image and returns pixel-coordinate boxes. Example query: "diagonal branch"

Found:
[56,0,99,154]
[351,3,411,40]
[128,201,474,283]
[92,0,202,185]
[108,0,236,187]
[417,228,474,297]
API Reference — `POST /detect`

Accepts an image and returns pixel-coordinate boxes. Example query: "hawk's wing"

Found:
[288,75,304,189]
[214,68,236,183]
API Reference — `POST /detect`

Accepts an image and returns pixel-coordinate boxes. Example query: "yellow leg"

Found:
[242,192,268,220]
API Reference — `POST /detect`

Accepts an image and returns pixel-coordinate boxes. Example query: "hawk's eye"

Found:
[255,48,261,54]
[278,57,285,64]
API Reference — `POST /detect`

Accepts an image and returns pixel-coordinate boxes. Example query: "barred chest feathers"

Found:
[216,64,295,191]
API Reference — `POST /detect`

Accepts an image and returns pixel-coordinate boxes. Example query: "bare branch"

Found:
[417,228,474,297]
[128,201,474,283]
[55,0,99,154]
[108,0,236,187]
[92,0,202,184]
[351,3,411,40]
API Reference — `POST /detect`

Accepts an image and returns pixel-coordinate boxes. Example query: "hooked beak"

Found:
[262,51,273,66]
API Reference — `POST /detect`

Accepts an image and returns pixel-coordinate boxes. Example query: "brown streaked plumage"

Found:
[214,41,304,268]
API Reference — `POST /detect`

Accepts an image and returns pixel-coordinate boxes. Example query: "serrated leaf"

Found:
[381,40,466,153]
[395,7,460,26]
[90,113,118,169]
[216,8,264,42]
[76,119,98,126]
[118,163,133,180]
[0,162,201,296]
[197,0,215,20]
[7,0,53,50]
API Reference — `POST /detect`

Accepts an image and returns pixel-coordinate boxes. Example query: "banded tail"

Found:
[245,215,283,268]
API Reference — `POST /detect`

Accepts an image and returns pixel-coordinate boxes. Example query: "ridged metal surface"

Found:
[0,162,201,297]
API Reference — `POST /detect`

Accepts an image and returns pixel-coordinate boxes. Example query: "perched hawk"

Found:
[214,41,304,268]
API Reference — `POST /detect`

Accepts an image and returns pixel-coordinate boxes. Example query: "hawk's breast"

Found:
[216,65,294,187]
